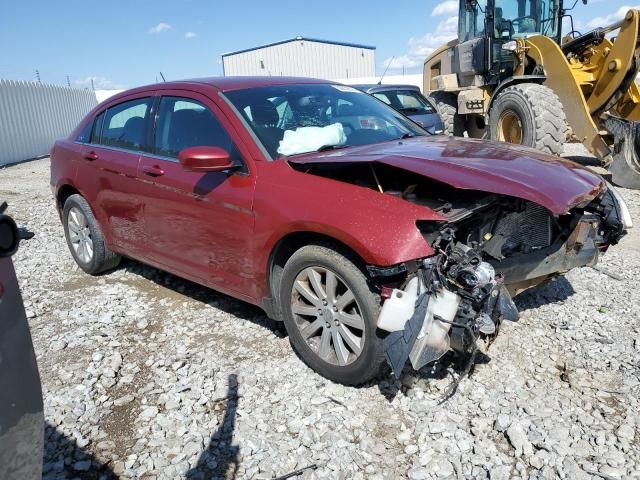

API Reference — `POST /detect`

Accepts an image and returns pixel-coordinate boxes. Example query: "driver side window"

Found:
[154,97,235,160]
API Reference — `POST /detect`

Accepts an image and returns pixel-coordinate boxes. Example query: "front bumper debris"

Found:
[379,245,519,379]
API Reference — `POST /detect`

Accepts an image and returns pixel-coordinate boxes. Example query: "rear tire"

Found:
[488,83,568,155]
[63,194,121,275]
[278,244,385,385]
[429,91,465,136]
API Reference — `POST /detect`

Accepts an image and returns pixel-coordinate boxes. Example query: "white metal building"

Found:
[222,37,376,80]
[0,80,97,165]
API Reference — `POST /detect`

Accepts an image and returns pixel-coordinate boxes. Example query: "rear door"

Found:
[137,91,256,298]
[76,95,153,257]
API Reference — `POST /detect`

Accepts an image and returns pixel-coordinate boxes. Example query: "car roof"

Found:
[187,76,337,91]
[353,84,422,94]
[106,76,338,102]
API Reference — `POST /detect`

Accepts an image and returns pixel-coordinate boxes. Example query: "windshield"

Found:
[224,83,427,158]
[372,90,436,116]
[494,0,560,39]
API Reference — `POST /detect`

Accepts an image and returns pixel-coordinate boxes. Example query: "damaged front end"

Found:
[289,155,631,377]
[369,182,631,379]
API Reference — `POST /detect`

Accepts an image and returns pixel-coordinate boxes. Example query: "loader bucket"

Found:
[604,115,640,189]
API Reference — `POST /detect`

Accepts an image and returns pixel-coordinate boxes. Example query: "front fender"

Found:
[252,160,445,296]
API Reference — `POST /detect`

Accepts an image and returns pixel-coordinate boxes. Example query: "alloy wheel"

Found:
[67,207,94,264]
[290,266,365,366]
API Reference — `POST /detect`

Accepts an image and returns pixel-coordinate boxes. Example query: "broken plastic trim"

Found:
[366,260,419,278]
[606,183,633,230]
[495,285,519,322]
[382,259,436,379]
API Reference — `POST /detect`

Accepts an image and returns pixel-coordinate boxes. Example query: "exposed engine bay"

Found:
[292,161,631,376]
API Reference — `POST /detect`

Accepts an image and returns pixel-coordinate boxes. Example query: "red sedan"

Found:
[50,77,631,385]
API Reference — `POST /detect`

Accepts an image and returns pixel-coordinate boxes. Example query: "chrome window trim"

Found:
[72,142,250,177]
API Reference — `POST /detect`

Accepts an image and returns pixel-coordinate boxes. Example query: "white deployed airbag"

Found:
[277,123,346,156]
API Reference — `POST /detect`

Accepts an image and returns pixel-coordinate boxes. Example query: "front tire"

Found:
[488,83,568,155]
[63,194,121,275]
[278,245,385,385]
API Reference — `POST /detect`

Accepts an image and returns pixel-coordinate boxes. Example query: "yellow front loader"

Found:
[424,0,640,188]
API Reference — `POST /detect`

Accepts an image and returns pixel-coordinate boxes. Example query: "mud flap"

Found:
[604,115,640,189]
[382,291,429,379]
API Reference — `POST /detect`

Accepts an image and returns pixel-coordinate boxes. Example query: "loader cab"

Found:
[493,0,562,38]
[457,0,563,83]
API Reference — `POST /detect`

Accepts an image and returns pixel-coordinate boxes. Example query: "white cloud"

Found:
[74,76,124,90]
[584,5,640,30]
[432,0,458,16]
[184,31,197,39]
[383,5,458,71]
[148,22,172,34]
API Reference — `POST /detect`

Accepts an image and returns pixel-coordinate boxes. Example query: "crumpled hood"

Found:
[288,136,605,214]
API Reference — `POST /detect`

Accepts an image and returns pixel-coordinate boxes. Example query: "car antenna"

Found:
[159,71,166,82]
[378,56,394,85]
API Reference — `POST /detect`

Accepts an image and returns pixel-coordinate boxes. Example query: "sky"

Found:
[1,0,638,90]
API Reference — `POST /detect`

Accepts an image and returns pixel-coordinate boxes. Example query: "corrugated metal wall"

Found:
[0,80,98,166]
[223,40,375,80]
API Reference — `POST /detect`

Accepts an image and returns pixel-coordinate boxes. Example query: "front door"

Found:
[456,0,489,82]
[137,92,256,299]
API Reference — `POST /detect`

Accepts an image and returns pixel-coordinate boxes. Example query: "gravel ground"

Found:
[1,154,639,480]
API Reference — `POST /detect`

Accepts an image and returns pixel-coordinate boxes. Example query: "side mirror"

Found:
[178,146,236,173]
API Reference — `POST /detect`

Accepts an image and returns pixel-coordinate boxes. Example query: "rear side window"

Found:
[154,97,237,159]
[101,98,151,151]
[76,119,93,143]
[372,93,392,105]
[75,112,105,144]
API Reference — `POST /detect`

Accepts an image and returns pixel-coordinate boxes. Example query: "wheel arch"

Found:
[55,184,81,216]
[264,231,370,321]
[488,75,547,113]
[55,184,116,250]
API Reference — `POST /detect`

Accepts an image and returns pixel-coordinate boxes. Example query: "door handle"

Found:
[141,165,165,177]
[83,151,98,161]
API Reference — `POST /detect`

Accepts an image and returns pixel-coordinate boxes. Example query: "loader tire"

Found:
[489,83,568,155]
[429,91,464,136]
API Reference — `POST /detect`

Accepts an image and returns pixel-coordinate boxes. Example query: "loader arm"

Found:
[586,11,640,116]
[521,9,640,187]
[519,35,612,161]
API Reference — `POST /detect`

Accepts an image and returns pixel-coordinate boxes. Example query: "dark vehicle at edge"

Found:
[0,202,43,480]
